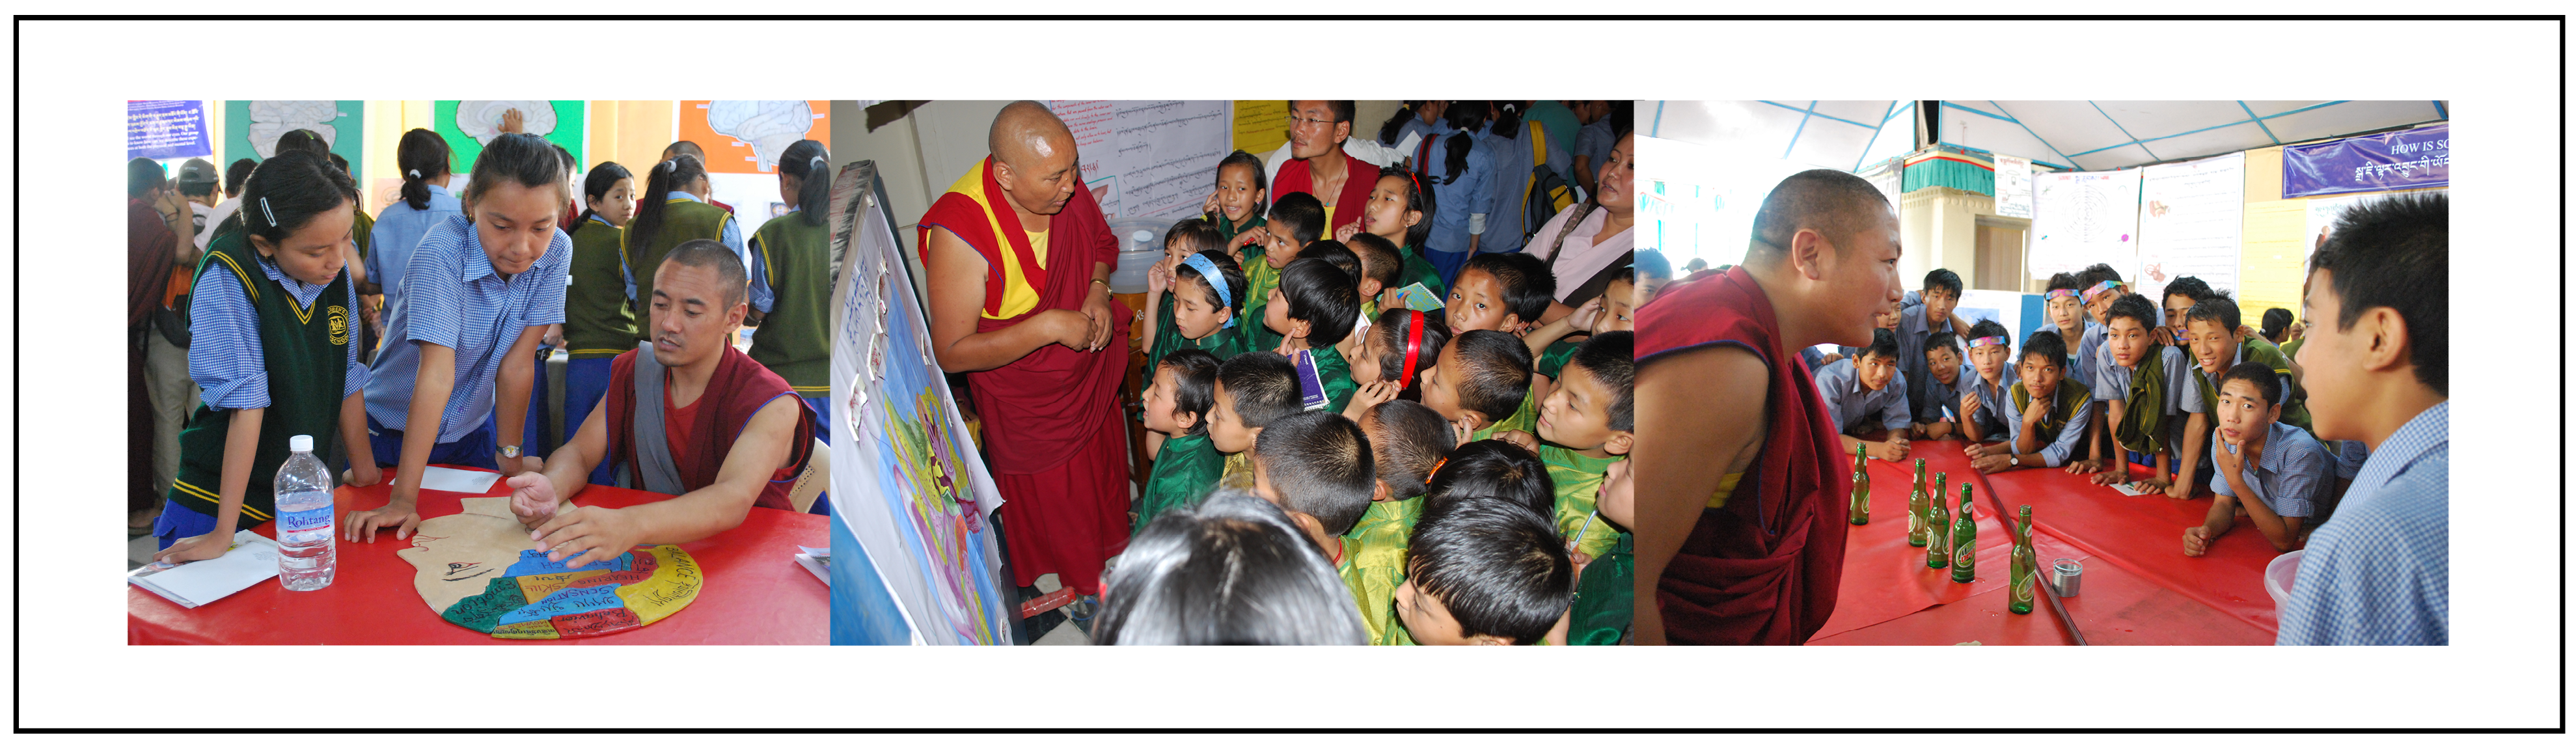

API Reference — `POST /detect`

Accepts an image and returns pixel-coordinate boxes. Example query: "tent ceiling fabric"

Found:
[1942,100,2446,171]
[1649,100,2446,174]
[1647,100,1915,173]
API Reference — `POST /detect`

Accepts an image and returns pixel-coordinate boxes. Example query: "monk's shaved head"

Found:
[1747,169,1893,264]
[990,100,1074,169]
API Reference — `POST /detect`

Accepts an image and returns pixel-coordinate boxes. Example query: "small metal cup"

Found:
[2051,559,2084,597]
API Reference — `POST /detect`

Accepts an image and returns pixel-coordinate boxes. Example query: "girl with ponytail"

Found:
[745,140,836,424]
[367,128,460,306]
[1423,101,1496,286]
[620,153,744,342]
[559,161,638,484]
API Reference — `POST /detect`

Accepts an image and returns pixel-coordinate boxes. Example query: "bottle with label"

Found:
[273,434,337,591]
[2010,504,2037,613]
[1847,445,1870,525]
[1905,458,1929,546]
[1951,484,1979,584]
[1925,473,1951,570]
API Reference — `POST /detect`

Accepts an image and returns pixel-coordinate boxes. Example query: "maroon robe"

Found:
[604,345,815,510]
[1636,266,1850,644]
[918,157,1132,595]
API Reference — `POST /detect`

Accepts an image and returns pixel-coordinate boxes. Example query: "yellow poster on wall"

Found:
[2236,200,2309,322]
[1233,100,1289,156]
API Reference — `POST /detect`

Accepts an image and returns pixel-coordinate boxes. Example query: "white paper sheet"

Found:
[2133,152,2245,303]
[126,531,281,608]
[394,465,501,494]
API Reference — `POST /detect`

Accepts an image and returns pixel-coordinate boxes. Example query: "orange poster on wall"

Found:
[676,100,832,174]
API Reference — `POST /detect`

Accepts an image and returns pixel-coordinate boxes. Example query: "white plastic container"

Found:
[1105,218,1176,294]
[2264,549,2304,609]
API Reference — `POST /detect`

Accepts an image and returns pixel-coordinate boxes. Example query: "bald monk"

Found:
[1633,169,1904,644]
[1267,100,1378,238]
[501,241,818,569]
[919,101,1129,601]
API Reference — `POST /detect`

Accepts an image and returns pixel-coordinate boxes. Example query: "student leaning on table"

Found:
[500,240,820,569]
[151,150,383,562]
[344,133,572,543]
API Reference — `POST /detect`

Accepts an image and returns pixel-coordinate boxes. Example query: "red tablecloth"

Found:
[130,467,828,644]
[1806,438,2281,645]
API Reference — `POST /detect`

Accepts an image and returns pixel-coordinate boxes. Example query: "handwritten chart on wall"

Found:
[2132,152,2244,303]
[1046,100,1232,219]
[2028,169,2140,283]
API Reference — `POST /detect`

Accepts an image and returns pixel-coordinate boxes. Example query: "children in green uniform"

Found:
[1444,253,1556,432]
[1141,221,1243,374]
[1522,331,1633,565]
[1395,447,1572,646]
[1566,457,1634,644]
[1203,150,1268,241]
[1345,169,1444,300]
[1237,192,1325,353]
[1419,329,1534,438]
[1134,350,1226,533]
[1337,307,1450,421]
[1340,400,1455,645]
[1263,256,1362,413]
[746,141,836,409]
[1207,352,1304,484]
[1520,268,1636,415]
[1249,410,1377,562]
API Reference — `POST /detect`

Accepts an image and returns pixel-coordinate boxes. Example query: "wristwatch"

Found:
[2010,453,2022,467]
[499,445,522,460]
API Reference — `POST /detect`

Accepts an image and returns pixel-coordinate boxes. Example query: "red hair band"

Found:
[1399,310,1427,389]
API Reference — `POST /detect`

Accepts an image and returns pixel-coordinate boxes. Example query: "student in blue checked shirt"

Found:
[1815,327,1912,462]
[344,133,573,543]
[2276,192,2446,646]
[150,150,383,562]
[2183,363,2331,557]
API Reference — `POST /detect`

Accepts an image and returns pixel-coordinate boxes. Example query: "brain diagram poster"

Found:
[824,161,1013,645]
[679,100,832,174]
[434,100,588,174]
[223,100,364,165]
[2028,169,2141,283]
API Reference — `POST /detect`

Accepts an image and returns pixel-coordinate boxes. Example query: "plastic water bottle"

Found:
[273,434,336,591]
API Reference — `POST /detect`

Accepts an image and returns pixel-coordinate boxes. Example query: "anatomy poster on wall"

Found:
[825,160,1014,646]
[679,100,832,174]
[435,100,588,175]
[1993,153,2035,219]
[223,100,363,165]
[1046,100,1232,219]
[2131,152,2244,303]
[2027,169,2140,283]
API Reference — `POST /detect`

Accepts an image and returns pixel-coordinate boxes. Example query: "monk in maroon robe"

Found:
[1634,169,1905,644]
[503,241,817,570]
[918,102,1130,598]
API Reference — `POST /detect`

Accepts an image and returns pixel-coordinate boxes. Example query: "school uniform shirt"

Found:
[1339,497,1422,646]
[2333,439,2370,480]
[1896,303,1953,419]
[367,184,465,311]
[1478,124,1559,256]
[1961,365,2021,441]
[2180,341,2296,420]
[1394,117,1454,169]
[1526,101,1583,161]
[1134,431,1224,535]
[1574,118,1617,191]
[1914,363,1971,425]
[2094,345,2193,455]
[621,191,747,303]
[197,197,241,252]
[190,251,370,410]
[1542,446,1624,564]
[364,215,571,442]
[1306,345,1358,415]
[1526,203,1634,305]
[2277,402,2448,645]
[1423,124,1497,260]
[2000,380,2095,467]
[2208,420,2331,519]
[1813,358,1913,434]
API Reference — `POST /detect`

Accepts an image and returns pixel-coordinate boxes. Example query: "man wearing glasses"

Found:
[1267,100,1389,236]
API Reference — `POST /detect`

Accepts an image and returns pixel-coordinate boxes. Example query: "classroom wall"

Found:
[1896,186,1991,292]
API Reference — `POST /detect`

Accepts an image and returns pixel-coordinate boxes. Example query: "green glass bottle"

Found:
[1924,475,1950,569]
[1848,445,1870,525]
[1905,458,1928,546]
[2010,504,2036,614]
[1951,484,1979,583]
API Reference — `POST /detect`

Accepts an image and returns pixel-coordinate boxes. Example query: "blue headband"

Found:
[1179,253,1234,329]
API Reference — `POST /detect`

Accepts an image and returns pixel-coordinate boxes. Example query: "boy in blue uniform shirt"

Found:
[2183,362,2331,557]
[1896,269,1974,419]
[1955,320,2020,444]
[2087,294,2198,495]
[1814,328,1911,461]
[2276,193,2446,646]
[1909,330,1969,440]
[1967,329,2094,474]
[2033,271,2101,389]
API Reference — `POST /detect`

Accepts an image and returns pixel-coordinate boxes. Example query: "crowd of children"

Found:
[1105,148,1660,642]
